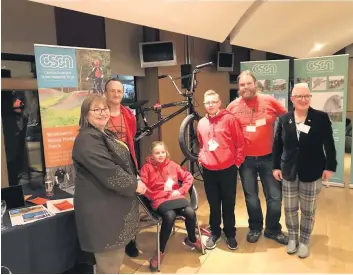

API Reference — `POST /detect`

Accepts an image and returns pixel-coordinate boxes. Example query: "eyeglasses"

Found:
[90,108,110,115]
[292,95,312,100]
[204,101,219,106]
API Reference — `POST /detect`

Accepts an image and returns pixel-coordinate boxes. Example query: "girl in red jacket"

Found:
[140,141,202,272]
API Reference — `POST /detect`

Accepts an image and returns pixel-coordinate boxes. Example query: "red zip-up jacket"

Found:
[108,105,138,168]
[197,109,245,170]
[140,157,194,210]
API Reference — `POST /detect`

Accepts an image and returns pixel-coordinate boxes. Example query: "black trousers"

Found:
[157,206,197,253]
[202,165,237,238]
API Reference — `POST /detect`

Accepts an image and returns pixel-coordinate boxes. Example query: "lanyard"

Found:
[109,115,125,141]
[207,120,217,140]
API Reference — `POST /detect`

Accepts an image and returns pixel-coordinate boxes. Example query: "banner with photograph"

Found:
[240,59,290,109]
[294,54,349,187]
[34,44,110,193]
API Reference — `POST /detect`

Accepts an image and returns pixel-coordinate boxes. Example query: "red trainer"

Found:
[149,251,164,272]
[184,237,203,252]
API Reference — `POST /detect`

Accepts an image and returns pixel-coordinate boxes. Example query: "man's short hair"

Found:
[105,77,122,92]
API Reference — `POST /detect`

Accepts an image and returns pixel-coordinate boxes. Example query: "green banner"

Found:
[294,54,349,187]
[240,60,290,109]
[34,44,111,194]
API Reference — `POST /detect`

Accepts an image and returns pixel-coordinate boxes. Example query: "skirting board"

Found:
[322,181,345,188]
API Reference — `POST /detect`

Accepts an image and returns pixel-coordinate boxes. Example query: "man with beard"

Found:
[227,70,288,245]
[105,77,143,258]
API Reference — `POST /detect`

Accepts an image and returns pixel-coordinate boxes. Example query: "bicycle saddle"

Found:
[127,100,149,109]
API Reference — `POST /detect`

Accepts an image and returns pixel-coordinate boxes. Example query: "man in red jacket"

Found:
[105,77,141,257]
[197,90,245,250]
[226,70,288,245]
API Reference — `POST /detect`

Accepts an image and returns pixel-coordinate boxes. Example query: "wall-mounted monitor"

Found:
[139,41,177,68]
[217,52,234,72]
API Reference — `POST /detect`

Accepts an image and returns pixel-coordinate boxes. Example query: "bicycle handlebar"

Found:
[195,61,213,69]
[157,62,213,81]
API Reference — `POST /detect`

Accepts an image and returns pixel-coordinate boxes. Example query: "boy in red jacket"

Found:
[140,141,202,272]
[197,90,245,250]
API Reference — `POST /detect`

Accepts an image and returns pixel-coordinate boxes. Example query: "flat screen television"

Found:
[217,52,234,72]
[139,41,177,68]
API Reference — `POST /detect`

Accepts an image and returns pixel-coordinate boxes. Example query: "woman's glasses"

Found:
[90,108,110,115]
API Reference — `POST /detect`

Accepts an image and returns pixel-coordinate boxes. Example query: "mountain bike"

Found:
[129,61,213,178]
[87,77,104,95]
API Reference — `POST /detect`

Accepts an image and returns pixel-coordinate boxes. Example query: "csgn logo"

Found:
[306,60,334,72]
[251,64,277,75]
[39,54,74,69]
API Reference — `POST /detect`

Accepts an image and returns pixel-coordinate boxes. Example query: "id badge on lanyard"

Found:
[208,123,219,151]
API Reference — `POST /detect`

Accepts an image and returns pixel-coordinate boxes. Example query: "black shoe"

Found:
[205,235,221,250]
[226,237,239,250]
[125,240,139,257]
[264,230,289,245]
[247,230,262,243]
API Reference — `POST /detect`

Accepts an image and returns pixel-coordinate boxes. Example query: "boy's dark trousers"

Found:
[202,165,237,238]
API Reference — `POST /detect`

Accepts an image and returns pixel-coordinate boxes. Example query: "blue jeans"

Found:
[239,154,282,233]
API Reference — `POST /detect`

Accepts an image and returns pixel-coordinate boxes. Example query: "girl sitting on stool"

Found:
[140,141,202,272]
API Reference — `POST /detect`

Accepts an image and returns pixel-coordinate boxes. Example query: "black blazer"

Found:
[272,107,337,182]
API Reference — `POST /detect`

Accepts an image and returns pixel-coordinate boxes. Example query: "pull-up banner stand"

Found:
[294,54,349,187]
[34,44,110,194]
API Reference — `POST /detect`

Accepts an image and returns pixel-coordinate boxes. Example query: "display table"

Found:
[1,184,94,274]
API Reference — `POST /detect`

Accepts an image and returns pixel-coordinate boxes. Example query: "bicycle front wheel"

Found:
[178,113,200,162]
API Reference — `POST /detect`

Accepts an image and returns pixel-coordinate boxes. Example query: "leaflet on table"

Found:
[8,205,55,226]
[46,198,74,214]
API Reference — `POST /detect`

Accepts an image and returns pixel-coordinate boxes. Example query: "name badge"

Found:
[208,139,219,151]
[255,118,266,127]
[164,178,174,191]
[246,125,257,132]
[298,123,310,134]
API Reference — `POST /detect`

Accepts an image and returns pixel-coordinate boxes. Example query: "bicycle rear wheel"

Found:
[178,113,200,162]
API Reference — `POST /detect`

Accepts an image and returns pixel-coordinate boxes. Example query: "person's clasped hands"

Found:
[136,180,147,194]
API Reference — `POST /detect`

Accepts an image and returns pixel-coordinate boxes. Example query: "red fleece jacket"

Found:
[197,109,245,170]
[140,157,193,210]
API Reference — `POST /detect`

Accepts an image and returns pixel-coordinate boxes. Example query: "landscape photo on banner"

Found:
[294,54,349,187]
[34,44,111,194]
[240,60,290,109]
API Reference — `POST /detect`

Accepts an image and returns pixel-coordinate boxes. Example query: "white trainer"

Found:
[286,240,298,254]
[297,243,309,258]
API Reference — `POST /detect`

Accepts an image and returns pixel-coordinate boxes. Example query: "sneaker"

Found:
[226,237,239,250]
[125,239,139,258]
[184,237,203,252]
[205,235,221,250]
[297,243,309,258]
[149,251,164,272]
[286,240,298,254]
[247,230,262,243]
[264,230,289,245]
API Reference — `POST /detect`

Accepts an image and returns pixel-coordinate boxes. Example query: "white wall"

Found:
[1,0,57,55]
[105,19,145,76]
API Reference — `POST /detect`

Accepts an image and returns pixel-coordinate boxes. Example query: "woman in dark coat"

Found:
[72,95,146,273]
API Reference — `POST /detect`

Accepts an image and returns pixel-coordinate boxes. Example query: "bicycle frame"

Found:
[135,99,194,142]
[133,61,212,142]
